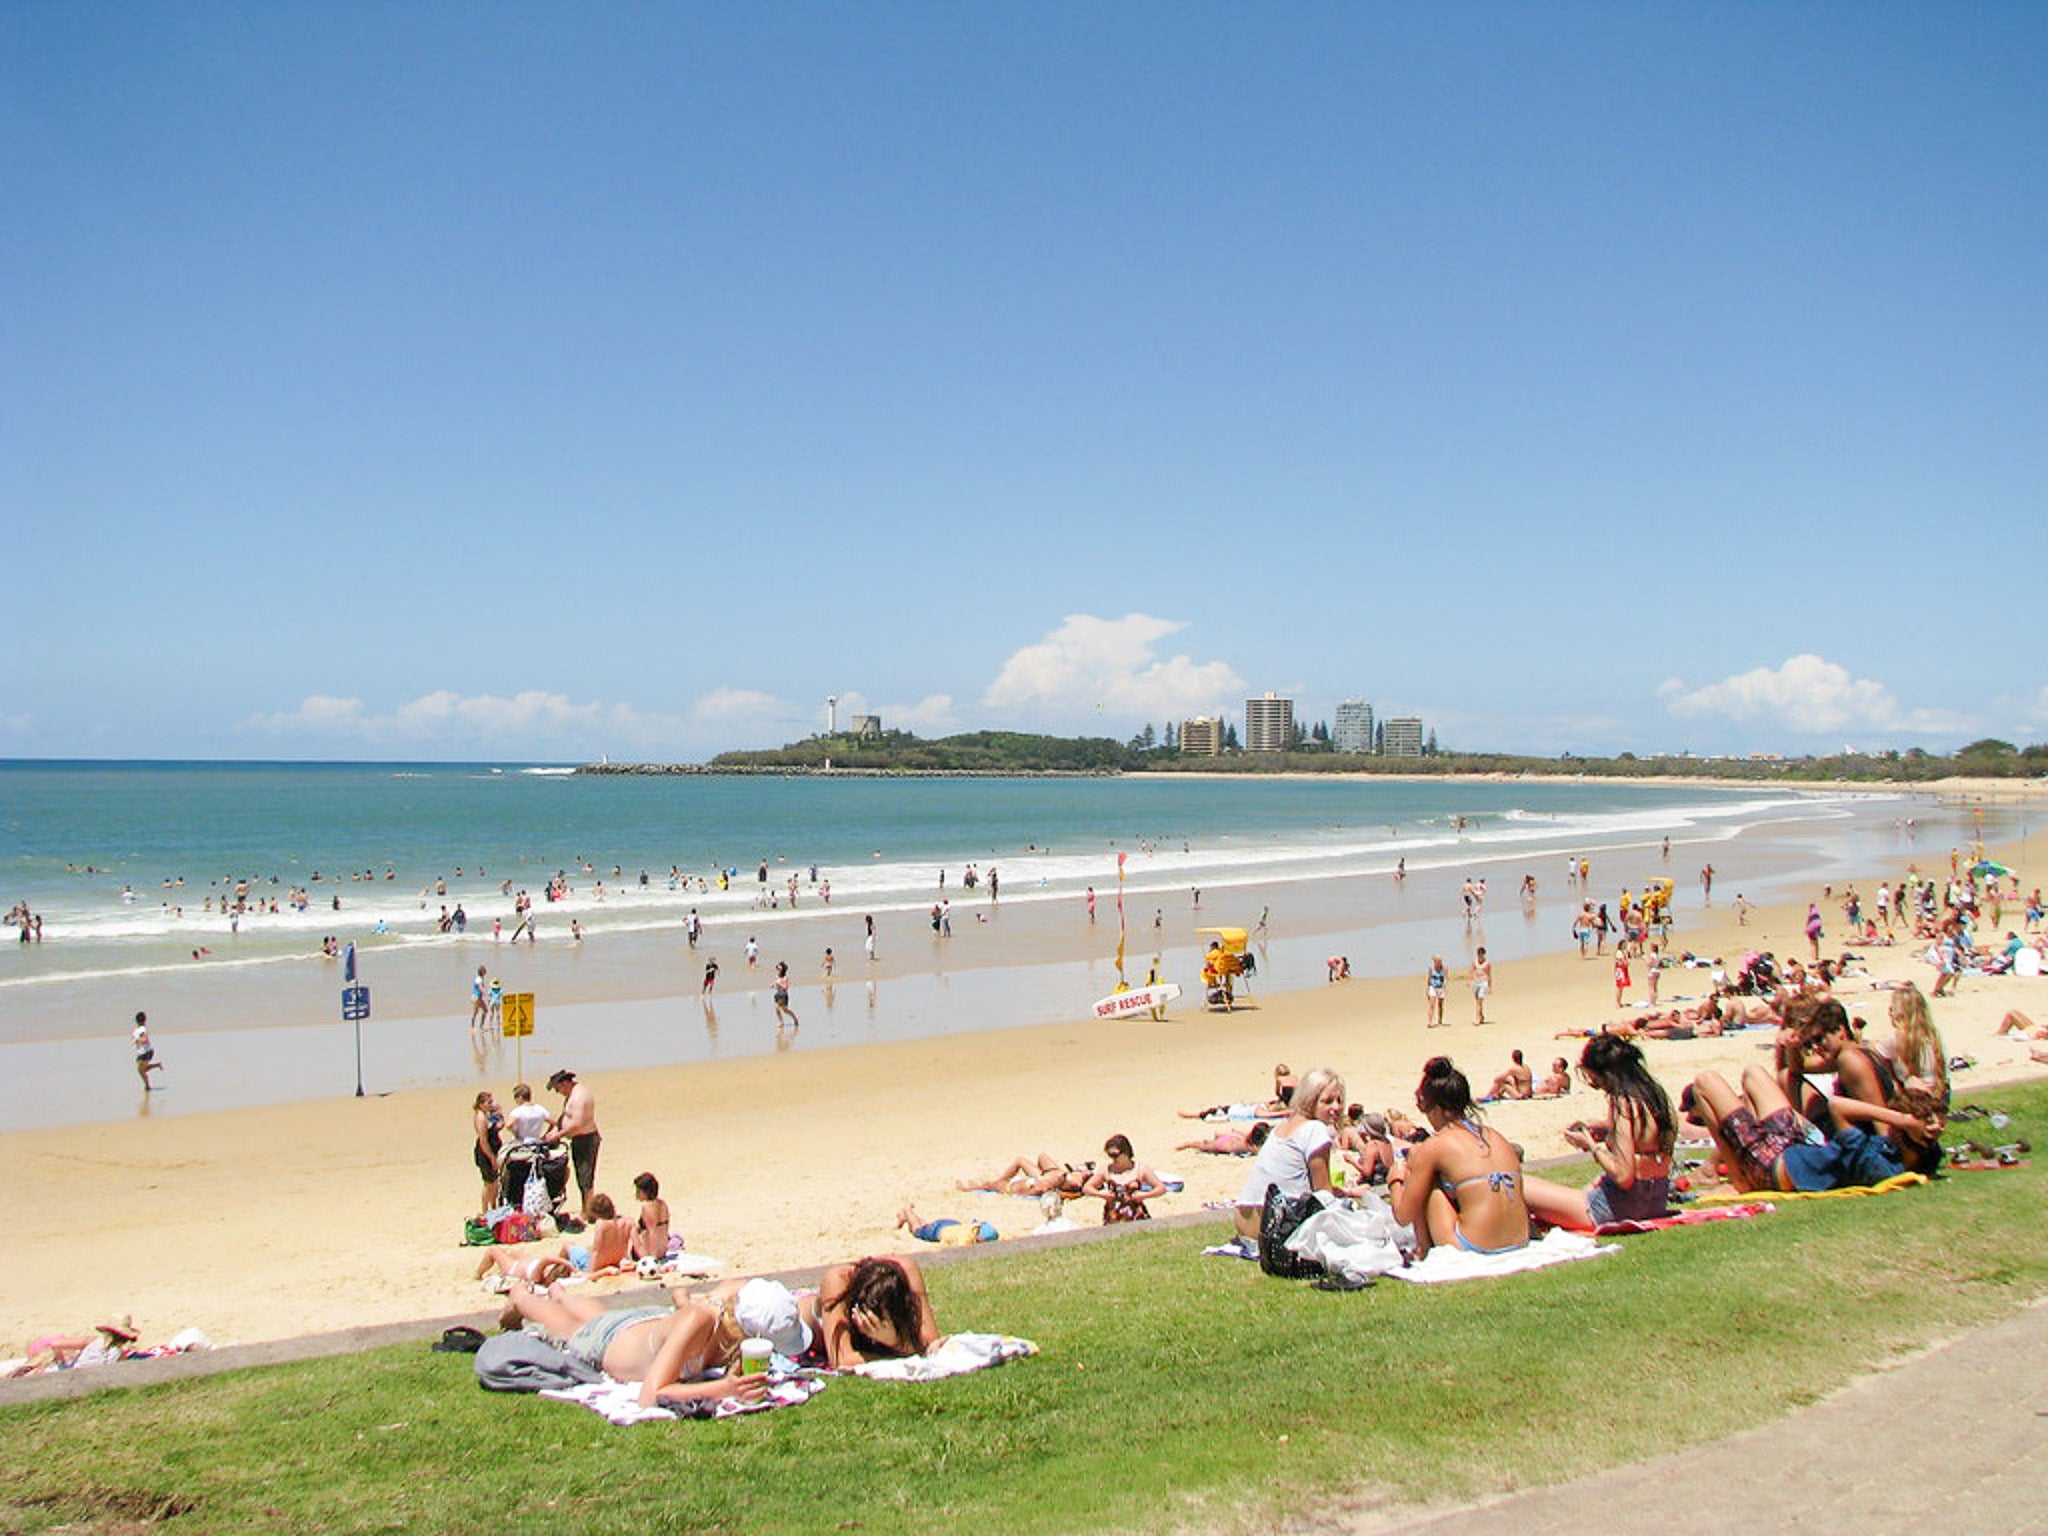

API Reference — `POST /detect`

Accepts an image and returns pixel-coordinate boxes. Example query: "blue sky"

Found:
[7,4,2043,761]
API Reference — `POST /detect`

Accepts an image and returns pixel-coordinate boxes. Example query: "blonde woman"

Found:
[1232,1066,1346,1248]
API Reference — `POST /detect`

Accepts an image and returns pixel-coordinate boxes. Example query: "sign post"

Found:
[501,991,535,1082]
[341,943,370,1097]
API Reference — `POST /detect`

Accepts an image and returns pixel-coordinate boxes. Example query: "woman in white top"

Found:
[1233,1066,1346,1243]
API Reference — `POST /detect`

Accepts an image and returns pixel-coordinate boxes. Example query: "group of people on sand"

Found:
[1222,980,1954,1263]
[470,1070,603,1219]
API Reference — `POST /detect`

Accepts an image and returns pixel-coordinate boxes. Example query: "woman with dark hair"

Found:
[807,1255,943,1366]
[1523,1035,1675,1230]
[1081,1133,1167,1223]
[1387,1057,1530,1257]
[471,1091,504,1215]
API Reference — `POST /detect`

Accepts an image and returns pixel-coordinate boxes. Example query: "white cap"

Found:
[733,1278,812,1357]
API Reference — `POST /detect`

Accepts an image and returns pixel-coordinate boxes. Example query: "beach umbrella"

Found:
[1971,860,2012,879]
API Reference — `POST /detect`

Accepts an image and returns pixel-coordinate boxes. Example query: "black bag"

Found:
[1258,1186,1324,1278]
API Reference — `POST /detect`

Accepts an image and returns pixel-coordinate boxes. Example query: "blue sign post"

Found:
[342,942,369,1097]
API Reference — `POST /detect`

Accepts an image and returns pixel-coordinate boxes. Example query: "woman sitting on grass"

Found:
[1081,1134,1167,1222]
[1786,998,1946,1177]
[1523,1036,1675,1230]
[1387,1057,1530,1257]
[1883,983,1949,1104]
[1232,1066,1346,1248]
[1685,1041,1944,1194]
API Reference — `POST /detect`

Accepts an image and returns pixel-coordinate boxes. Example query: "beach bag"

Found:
[1258,1187,1324,1278]
[494,1213,535,1243]
[462,1217,494,1247]
[521,1164,552,1219]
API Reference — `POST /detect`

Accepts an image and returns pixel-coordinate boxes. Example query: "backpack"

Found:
[1258,1185,1324,1278]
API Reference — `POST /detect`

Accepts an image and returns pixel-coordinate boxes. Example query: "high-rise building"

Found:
[1333,699,1375,755]
[1244,692,1295,753]
[1380,716,1424,757]
[1179,716,1222,755]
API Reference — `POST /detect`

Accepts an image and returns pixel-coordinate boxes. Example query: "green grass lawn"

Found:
[6,1080,2045,1536]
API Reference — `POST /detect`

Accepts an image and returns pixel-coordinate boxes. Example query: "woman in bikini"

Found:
[799,1255,944,1367]
[954,1153,1092,1197]
[500,1280,772,1409]
[1523,1035,1675,1230]
[1176,1121,1272,1156]
[630,1171,671,1263]
[1387,1056,1530,1258]
[1081,1134,1167,1223]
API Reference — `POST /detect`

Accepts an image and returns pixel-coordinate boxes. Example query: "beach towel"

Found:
[1387,1228,1617,1285]
[1593,1202,1774,1235]
[849,1332,1038,1382]
[539,1374,824,1424]
[1692,1172,1928,1205]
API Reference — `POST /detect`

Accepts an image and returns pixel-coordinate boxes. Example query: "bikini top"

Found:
[1433,1120,1520,1199]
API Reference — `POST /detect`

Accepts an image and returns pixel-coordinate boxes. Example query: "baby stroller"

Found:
[498,1141,570,1216]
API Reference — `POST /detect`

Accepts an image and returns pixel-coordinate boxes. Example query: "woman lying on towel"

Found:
[1387,1057,1531,1258]
[954,1153,1092,1197]
[1523,1036,1675,1230]
[501,1280,774,1410]
[1177,1121,1272,1156]
[477,1193,635,1286]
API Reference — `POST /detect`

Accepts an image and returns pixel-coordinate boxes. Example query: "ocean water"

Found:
[1,761,1991,1128]
[3,760,1883,972]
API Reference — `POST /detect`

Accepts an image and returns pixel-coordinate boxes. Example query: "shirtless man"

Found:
[501,1281,774,1409]
[1470,947,1492,1025]
[1483,1049,1533,1101]
[546,1070,602,1219]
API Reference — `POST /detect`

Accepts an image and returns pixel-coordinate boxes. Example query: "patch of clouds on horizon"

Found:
[244,690,696,755]
[981,614,1247,729]
[1657,655,1970,738]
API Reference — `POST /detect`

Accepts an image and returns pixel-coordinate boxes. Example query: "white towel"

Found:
[849,1332,1039,1381]
[539,1372,823,1424]
[1386,1226,1617,1284]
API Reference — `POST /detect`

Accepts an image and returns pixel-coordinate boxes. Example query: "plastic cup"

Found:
[739,1337,773,1375]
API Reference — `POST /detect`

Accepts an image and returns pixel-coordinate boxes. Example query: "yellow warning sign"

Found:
[501,992,535,1038]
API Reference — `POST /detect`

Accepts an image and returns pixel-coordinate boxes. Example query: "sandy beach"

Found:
[7,818,2047,1360]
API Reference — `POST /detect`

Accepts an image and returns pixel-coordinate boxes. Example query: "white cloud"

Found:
[1657,655,1964,736]
[692,688,790,723]
[244,689,694,756]
[982,614,1246,726]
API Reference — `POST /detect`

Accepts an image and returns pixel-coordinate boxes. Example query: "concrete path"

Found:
[1348,1298,2048,1535]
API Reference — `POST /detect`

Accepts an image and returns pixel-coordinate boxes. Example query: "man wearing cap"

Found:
[546,1069,601,1220]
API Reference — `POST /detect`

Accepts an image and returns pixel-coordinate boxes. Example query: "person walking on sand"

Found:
[469,965,489,1030]
[772,961,800,1028]
[132,1011,163,1088]
[1425,955,1448,1028]
[701,956,719,995]
[546,1069,602,1220]
[1470,947,1492,1025]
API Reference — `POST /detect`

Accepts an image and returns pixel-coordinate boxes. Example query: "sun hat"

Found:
[732,1278,812,1357]
[97,1317,139,1343]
